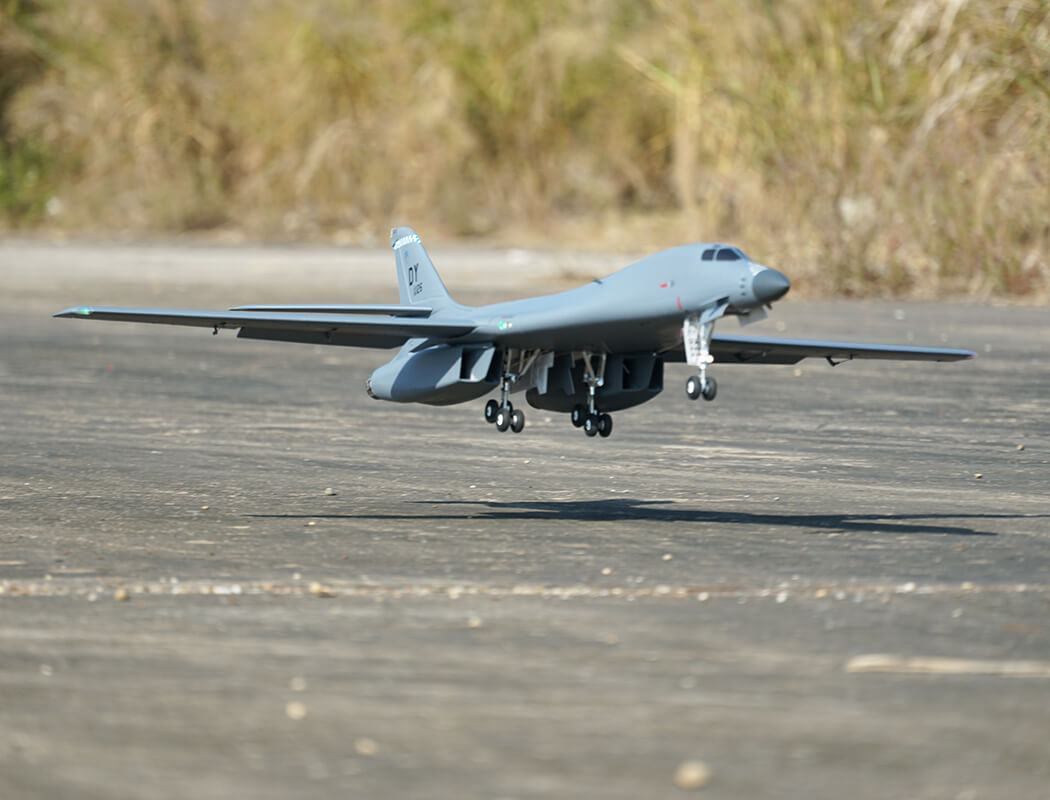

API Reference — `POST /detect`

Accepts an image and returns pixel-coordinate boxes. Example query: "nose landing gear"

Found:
[683,308,723,403]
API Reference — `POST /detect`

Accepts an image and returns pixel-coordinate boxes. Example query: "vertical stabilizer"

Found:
[391,226,455,309]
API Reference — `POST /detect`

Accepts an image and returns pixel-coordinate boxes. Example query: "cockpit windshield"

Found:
[702,246,749,262]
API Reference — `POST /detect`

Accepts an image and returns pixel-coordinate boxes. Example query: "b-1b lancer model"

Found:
[56,226,973,439]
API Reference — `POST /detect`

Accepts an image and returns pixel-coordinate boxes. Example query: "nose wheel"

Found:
[685,375,717,401]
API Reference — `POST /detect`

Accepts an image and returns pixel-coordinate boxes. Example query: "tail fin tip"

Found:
[390,225,453,308]
[391,226,420,250]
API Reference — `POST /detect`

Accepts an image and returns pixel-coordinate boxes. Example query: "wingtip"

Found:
[54,307,93,318]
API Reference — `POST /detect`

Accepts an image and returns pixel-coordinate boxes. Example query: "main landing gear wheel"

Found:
[484,399,499,423]
[583,415,599,437]
[571,404,587,428]
[510,409,525,433]
[597,413,613,438]
[491,402,524,433]
[685,375,717,402]
[495,406,512,432]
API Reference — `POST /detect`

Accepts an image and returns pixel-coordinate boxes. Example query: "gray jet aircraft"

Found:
[56,226,973,438]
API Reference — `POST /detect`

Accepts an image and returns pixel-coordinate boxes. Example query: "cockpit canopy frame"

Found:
[701,245,748,262]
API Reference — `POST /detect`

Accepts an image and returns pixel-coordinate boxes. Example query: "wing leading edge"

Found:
[228,304,433,317]
[662,334,975,365]
[53,307,475,349]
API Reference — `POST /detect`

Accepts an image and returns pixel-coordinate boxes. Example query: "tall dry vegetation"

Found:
[2,0,1047,298]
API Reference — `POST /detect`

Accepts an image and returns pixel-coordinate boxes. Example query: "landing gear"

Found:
[491,405,524,432]
[685,374,717,401]
[582,412,612,437]
[485,348,543,434]
[683,307,724,403]
[571,352,614,439]
[485,349,617,439]
[490,400,524,433]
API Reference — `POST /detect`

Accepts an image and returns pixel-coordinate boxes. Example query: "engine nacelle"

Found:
[367,343,500,406]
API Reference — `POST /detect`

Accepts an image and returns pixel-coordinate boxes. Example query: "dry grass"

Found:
[2,0,1048,298]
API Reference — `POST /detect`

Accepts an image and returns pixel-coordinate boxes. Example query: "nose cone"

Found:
[752,268,791,304]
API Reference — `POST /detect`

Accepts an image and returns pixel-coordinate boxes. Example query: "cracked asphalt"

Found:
[2,242,1049,799]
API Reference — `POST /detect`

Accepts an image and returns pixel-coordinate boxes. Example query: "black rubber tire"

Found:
[685,375,702,400]
[583,415,599,437]
[484,399,499,423]
[510,409,525,433]
[701,377,718,401]
[571,404,587,427]
[495,408,511,432]
[597,413,613,438]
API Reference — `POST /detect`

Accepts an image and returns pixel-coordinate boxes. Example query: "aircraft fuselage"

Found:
[460,244,788,354]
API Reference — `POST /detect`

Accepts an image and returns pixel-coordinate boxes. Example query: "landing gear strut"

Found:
[683,310,722,402]
[484,348,538,434]
[571,351,613,438]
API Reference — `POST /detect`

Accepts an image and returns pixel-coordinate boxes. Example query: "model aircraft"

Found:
[56,226,973,438]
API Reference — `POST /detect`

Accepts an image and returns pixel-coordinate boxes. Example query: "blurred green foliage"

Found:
[1,0,52,222]
[1,0,1047,298]
[0,138,51,220]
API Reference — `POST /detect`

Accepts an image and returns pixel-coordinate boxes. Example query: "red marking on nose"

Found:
[660,282,669,288]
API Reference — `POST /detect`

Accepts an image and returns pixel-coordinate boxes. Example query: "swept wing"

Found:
[53,307,474,349]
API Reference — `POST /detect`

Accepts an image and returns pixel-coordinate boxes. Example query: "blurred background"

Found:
[1,0,1047,298]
